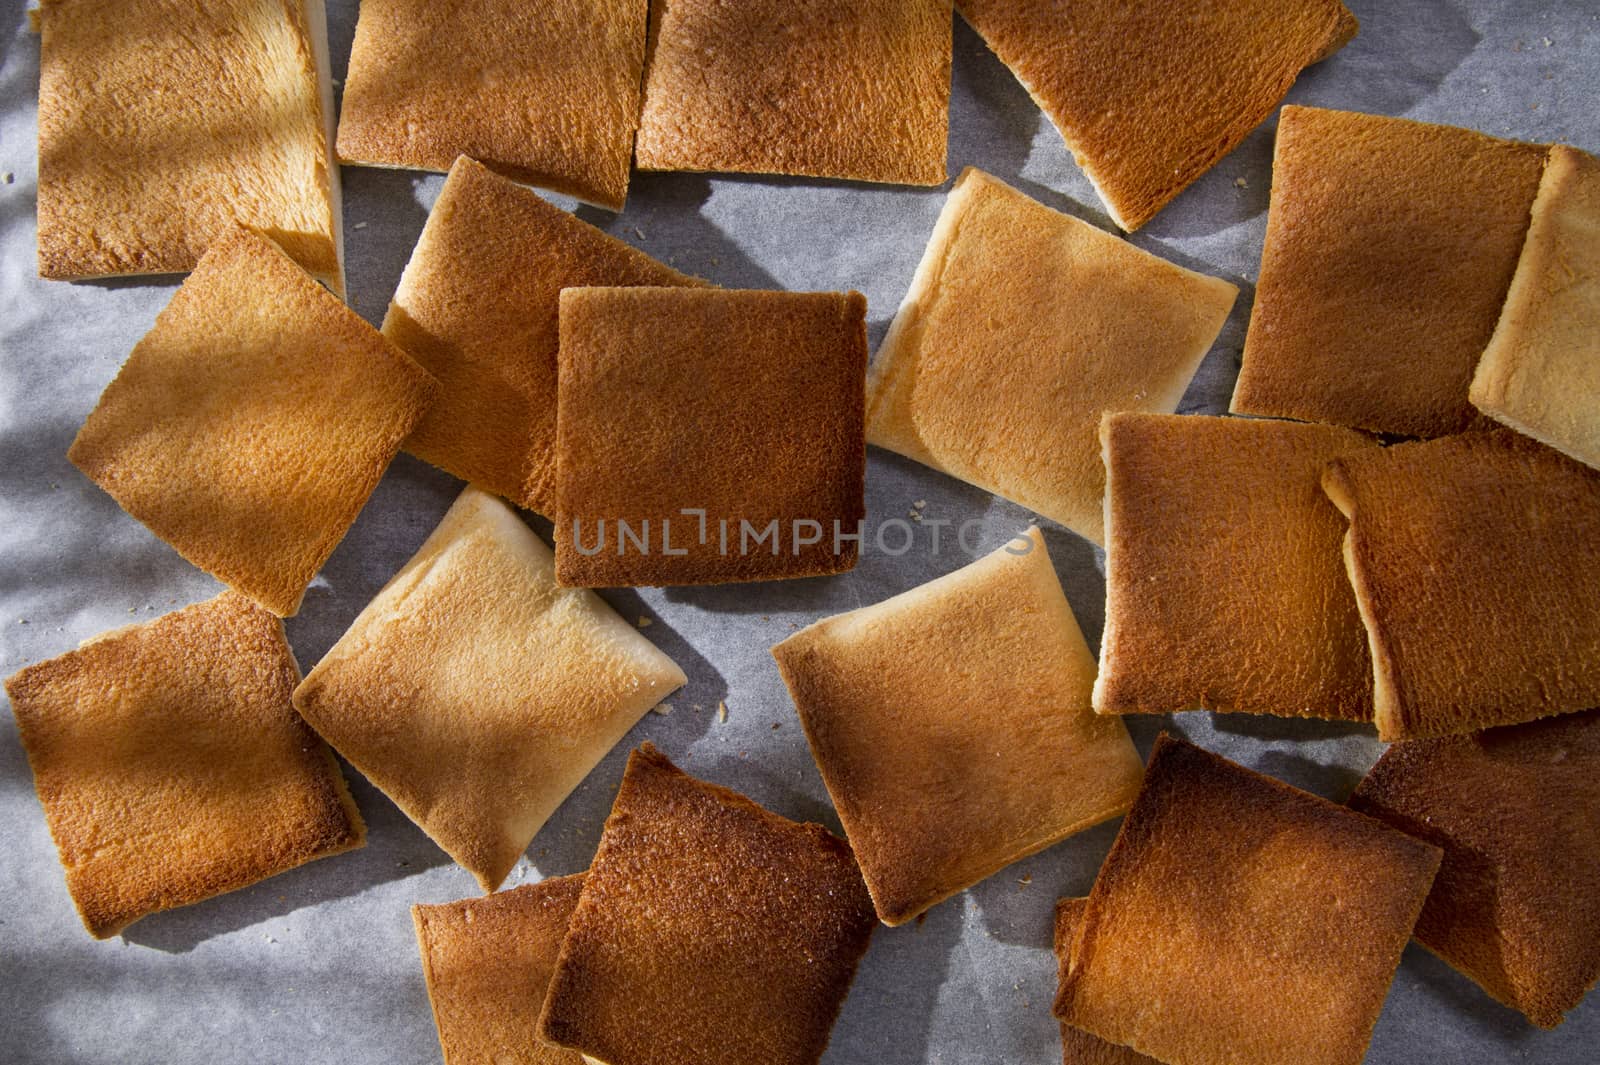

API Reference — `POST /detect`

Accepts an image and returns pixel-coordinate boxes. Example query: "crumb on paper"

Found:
[637,615,652,627]
[717,700,728,722]
[912,499,927,510]
[909,510,923,522]
[1,173,13,185]
[1543,36,1553,47]
[1017,874,1032,887]
[353,221,368,231]
[770,722,781,730]
[633,227,646,240]
[1233,176,1248,189]
[653,701,673,716]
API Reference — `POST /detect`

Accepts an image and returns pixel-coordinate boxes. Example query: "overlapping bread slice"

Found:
[336,0,648,209]
[385,157,703,513]
[1055,735,1440,1065]
[1349,710,1600,1029]
[413,874,587,1065]
[68,228,438,617]
[1323,430,1600,740]
[635,0,950,185]
[772,527,1143,925]
[1472,145,1600,471]
[866,169,1237,544]
[293,488,685,891]
[36,0,343,291]
[1094,413,1377,721]
[554,287,867,586]
[537,745,877,1065]
[955,0,1357,230]
[1232,106,1548,437]
[1054,900,1162,1065]
[3,593,364,939]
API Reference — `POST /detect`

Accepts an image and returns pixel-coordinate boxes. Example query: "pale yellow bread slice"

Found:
[1323,430,1600,740]
[1232,106,1548,437]
[384,157,703,514]
[773,528,1144,926]
[866,168,1237,544]
[36,0,343,292]
[68,227,437,617]
[635,0,950,186]
[336,0,647,210]
[413,874,587,1065]
[1471,145,1600,472]
[3,593,364,939]
[1094,412,1377,721]
[955,0,1357,230]
[293,488,686,892]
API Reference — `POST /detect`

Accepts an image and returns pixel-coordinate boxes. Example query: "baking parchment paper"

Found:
[2,1,1597,1062]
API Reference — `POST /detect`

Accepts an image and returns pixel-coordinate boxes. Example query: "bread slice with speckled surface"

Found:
[1323,431,1600,741]
[413,874,587,1065]
[68,228,437,618]
[1053,899,1161,1065]
[866,168,1236,544]
[1232,106,1547,437]
[3,593,364,939]
[1055,734,1440,1065]
[293,488,685,892]
[1094,412,1377,721]
[537,744,876,1065]
[772,528,1143,926]
[36,0,344,292]
[635,0,950,186]
[384,158,704,514]
[1472,145,1600,471]
[955,0,1356,231]
[1349,710,1600,1029]
[554,286,867,586]
[336,0,647,210]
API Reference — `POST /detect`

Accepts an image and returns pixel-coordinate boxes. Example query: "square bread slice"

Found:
[1054,899,1162,1065]
[955,0,1357,231]
[634,0,950,186]
[36,0,344,292]
[413,874,587,1065]
[867,168,1237,544]
[336,0,647,210]
[385,157,704,514]
[1232,106,1548,437]
[67,228,438,618]
[1094,412,1377,721]
[1349,710,1600,1030]
[1054,734,1441,1065]
[554,287,867,586]
[293,487,686,892]
[2,593,365,939]
[537,744,877,1065]
[1471,145,1600,471]
[1323,430,1600,741]
[772,527,1144,926]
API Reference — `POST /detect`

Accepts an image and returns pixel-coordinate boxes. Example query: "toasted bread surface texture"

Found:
[3,593,364,938]
[67,228,437,617]
[866,169,1237,544]
[1053,899,1163,1065]
[772,528,1144,925]
[537,745,877,1065]
[37,0,342,288]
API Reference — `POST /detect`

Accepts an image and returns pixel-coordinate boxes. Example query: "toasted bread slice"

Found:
[537,745,876,1065]
[955,0,1357,230]
[385,157,703,513]
[1094,412,1377,720]
[866,169,1237,544]
[293,488,685,891]
[1323,431,1600,740]
[1471,145,1600,472]
[1053,899,1163,1065]
[36,0,343,291]
[413,874,587,1065]
[336,0,648,210]
[635,0,950,185]
[68,228,435,616]
[554,287,867,586]
[1232,106,1547,437]
[3,593,364,939]
[772,528,1144,926]
[1349,710,1600,1029]
[1055,735,1440,1065]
